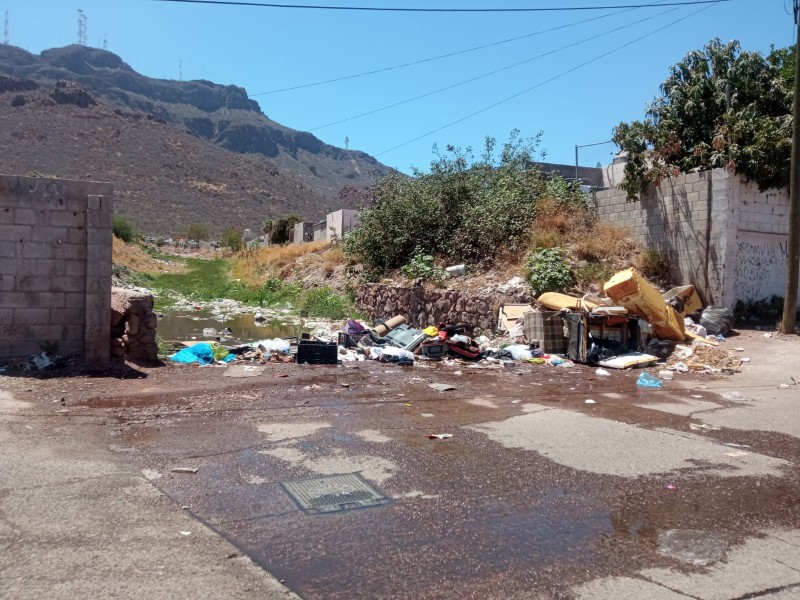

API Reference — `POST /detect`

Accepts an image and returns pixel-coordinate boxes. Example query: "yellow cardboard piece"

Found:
[663,285,703,317]
[537,292,598,312]
[604,268,685,342]
[498,304,534,332]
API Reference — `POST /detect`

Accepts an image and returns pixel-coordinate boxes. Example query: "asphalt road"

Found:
[2,330,800,599]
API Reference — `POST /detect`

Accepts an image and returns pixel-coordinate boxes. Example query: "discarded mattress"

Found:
[537,292,598,312]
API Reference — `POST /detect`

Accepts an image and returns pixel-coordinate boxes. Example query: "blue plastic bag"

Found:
[637,372,663,389]
[169,343,216,365]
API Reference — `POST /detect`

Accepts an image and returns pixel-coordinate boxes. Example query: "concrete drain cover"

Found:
[281,473,389,514]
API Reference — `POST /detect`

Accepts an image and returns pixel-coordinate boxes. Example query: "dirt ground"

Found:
[2,329,800,599]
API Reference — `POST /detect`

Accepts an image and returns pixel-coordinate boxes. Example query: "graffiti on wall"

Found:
[733,233,789,301]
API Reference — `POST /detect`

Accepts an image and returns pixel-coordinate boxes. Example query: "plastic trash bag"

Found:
[170,343,216,365]
[637,372,664,389]
[506,344,534,360]
[699,307,735,336]
[255,338,291,353]
[213,345,230,361]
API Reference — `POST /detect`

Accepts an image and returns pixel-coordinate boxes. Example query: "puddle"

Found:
[157,309,302,344]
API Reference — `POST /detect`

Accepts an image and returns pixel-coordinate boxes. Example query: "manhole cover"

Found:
[281,473,390,514]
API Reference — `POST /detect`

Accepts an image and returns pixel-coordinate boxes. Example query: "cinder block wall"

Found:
[0,175,113,368]
[594,169,798,307]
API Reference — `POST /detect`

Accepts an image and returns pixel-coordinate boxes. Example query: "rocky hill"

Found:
[0,44,391,207]
[0,79,351,236]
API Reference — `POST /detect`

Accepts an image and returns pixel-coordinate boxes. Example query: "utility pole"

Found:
[3,11,9,45]
[782,0,800,334]
[178,60,183,81]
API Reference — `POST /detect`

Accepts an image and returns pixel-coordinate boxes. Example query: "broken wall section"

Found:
[0,175,113,368]
[111,288,158,363]
[356,284,533,333]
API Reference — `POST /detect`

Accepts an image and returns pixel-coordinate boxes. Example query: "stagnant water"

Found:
[157,309,304,344]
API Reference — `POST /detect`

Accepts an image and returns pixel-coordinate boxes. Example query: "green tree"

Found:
[219,227,244,252]
[186,222,210,241]
[269,214,303,245]
[261,219,273,237]
[613,39,794,201]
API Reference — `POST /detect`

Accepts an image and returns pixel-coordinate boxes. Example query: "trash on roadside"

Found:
[297,340,338,365]
[669,362,689,373]
[604,268,685,342]
[31,352,53,371]
[497,304,534,333]
[690,423,720,432]
[585,399,597,404]
[663,285,703,317]
[658,370,674,380]
[428,433,453,440]
[637,372,664,389]
[594,368,611,377]
[699,306,735,336]
[597,352,659,370]
[445,264,466,277]
[779,384,791,389]
[428,383,457,392]
[537,292,598,311]
[171,468,199,474]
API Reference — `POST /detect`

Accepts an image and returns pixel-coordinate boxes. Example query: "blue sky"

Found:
[2,0,793,172]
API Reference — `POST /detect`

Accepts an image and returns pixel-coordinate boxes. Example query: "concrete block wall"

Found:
[595,169,798,308]
[0,175,113,368]
[594,170,723,304]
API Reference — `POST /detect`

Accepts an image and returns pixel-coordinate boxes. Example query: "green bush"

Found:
[400,250,447,283]
[269,214,303,245]
[298,287,354,320]
[526,248,574,294]
[186,223,210,241]
[344,131,588,277]
[112,215,135,243]
[219,227,244,252]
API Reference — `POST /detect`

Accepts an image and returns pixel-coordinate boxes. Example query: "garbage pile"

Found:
[166,267,744,379]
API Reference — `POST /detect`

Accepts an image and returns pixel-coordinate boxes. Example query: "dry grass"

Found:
[231,241,332,286]
[112,237,184,274]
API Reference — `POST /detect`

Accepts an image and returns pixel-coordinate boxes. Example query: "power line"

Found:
[251,1,664,96]
[309,4,681,132]
[154,0,733,12]
[376,1,721,157]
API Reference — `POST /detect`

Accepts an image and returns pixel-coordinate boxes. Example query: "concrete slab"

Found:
[657,529,730,565]
[573,576,693,599]
[698,396,800,438]
[641,532,800,600]
[467,406,790,477]
[636,399,723,416]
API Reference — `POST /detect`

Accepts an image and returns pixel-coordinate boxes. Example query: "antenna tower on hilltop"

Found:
[77,10,87,46]
[179,60,183,81]
[3,11,9,45]
[103,34,107,50]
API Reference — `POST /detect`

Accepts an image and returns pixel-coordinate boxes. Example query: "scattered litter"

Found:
[637,372,664,389]
[171,468,198,474]
[741,357,750,363]
[724,443,751,448]
[669,362,689,373]
[585,399,597,404]
[421,413,434,417]
[725,450,749,458]
[722,391,746,401]
[428,433,453,440]
[31,352,52,371]
[732,347,745,352]
[598,352,659,369]
[303,384,322,391]
[666,484,676,490]
[779,384,791,389]
[594,368,611,377]
[511,400,521,404]
[179,531,192,536]
[690,395,703,399]
[689,423,720,432]
[699,306,734,336]
[340,383,350,388]
[403,403,412,407]
[658,370,674,380]
[274,373,289,378]
[429,383,457,392]
[764,332,774,338]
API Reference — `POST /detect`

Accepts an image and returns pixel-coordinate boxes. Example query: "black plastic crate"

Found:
[297,340,338,365]
[338,332,371,349]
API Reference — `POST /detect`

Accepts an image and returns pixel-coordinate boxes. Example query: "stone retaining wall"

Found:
[355,284,533,333]
[111,288,158,363]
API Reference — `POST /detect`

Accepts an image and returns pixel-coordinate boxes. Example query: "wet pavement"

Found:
[4,334,800,599]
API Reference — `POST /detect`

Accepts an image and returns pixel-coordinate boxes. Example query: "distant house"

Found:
[326,209,360,241]
[292,221,315,245]
[533,161,606,190]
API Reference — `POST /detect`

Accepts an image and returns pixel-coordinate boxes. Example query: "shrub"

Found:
[298,286,353,320]
[344,131,588,277]
[400,250,447,284]
[270,214,303,245]
[219,227,244,252]
[186,223,210,241]
[526,247,574,294]
[112,215,135,243]
[638,249,671,282]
